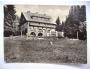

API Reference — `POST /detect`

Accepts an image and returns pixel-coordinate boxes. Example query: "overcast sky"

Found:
[15,5,70,23]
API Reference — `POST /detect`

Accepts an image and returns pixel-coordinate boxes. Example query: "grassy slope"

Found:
[4,37,87,64]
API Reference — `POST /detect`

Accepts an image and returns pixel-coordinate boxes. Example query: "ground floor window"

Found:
[30,32,36,36]
[38,33,43,37]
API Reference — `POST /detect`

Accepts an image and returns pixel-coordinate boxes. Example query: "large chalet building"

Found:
[19,11,57,37]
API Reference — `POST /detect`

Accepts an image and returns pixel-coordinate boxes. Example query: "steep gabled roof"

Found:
[23,11,51,20]
[22,11,31,21]
[20,11,54,24]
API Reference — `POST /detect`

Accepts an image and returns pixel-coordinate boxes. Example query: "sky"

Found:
[15,5,71,23]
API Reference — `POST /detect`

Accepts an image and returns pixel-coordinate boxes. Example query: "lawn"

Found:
[4,36,87,64]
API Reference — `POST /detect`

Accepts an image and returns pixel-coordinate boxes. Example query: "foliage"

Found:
[55,16,64,32]
[4,5,16,37]
[64,5,86,40]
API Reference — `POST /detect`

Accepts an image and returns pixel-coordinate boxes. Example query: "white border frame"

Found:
[0,0,90,69]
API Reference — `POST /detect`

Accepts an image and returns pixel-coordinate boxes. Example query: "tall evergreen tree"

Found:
[56,16,61,25]
[55,16,61,31]
[4,5,16,37]
[78,5,86,40]
[64,5,86,40]
[79,5,86,22]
